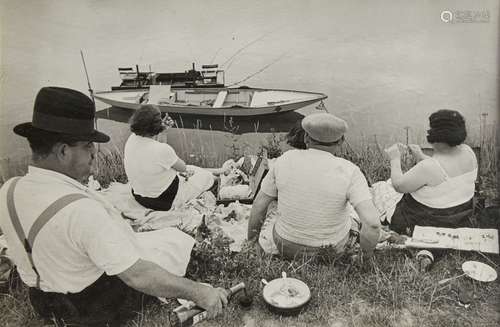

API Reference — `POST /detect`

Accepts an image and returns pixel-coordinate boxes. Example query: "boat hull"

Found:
[94,88,327,116]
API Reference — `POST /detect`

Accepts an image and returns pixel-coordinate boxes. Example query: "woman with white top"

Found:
[385,109,477,235]
[124,105,215,211]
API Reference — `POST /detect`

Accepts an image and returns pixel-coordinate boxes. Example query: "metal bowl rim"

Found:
[262,277,311,310]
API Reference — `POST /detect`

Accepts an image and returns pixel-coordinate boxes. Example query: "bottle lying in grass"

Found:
[170,282,250,327]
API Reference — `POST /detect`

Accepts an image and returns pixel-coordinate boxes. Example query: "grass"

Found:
[0,126,498,326]
[2,247,498,326]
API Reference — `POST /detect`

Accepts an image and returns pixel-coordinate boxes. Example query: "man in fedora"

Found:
[248,112,381,259]
[0,87,228,326]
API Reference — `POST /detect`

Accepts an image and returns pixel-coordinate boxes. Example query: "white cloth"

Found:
[98,181,253,252]
[172,166,215,210]
[124,133,179,197]
[371,180,404,224]
[0,166,194,293]
[411,158,477,208]
[136,228,194,276]
[260,149,372,247]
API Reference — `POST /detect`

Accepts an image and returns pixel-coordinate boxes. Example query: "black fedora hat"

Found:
[14,87,110,143]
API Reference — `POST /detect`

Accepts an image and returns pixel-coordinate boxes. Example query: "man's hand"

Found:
[195,285,229,319]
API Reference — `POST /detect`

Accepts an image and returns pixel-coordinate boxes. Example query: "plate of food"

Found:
[262,273,311,315]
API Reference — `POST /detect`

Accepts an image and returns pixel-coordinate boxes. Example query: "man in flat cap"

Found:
[248,112,381,259]
[0,87,228,326]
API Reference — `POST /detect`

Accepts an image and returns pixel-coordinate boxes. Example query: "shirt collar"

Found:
[307,148,336,157]
[27,166,88,191]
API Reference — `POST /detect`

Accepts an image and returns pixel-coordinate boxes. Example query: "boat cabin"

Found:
[112,63,225,90]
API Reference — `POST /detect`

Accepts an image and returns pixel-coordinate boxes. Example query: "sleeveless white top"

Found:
[411,145,477,209]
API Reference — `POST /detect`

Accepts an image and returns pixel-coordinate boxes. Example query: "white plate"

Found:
[462,261,497,282]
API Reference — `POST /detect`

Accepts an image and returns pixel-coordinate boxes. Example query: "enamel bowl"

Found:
[262,277,311,315]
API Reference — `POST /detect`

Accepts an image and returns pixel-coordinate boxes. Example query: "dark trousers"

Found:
[29,274,151,327]
[390,193,473,236]
[132,176,179,211]
[390,194,474,261]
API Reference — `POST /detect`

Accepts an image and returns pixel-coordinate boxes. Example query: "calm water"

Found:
[1,0,498,166]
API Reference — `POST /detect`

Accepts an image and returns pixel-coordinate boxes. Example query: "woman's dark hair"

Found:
[27,131,78,158]
[426,109,467,146]
[286,122,307,149]
[129,105,165,137]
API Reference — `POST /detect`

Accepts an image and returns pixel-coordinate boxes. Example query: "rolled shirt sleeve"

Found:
[74,202,141,276]
[347,167,372,207]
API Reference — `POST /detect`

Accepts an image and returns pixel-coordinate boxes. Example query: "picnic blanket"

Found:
[99,182,254,252]
[89,179,398,254]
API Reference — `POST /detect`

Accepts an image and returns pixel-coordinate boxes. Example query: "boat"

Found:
[94,86,327,116]
[94,63,327,116]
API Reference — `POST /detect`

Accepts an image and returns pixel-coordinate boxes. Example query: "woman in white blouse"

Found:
[124,105,215,211]
[385,109,477,235]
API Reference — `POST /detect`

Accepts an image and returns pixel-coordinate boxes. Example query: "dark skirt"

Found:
[29,274,152,327]
[390,193,473,236]
[132,175,179,211]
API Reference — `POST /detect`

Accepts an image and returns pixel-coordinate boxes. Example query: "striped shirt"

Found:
[260,149,371,247]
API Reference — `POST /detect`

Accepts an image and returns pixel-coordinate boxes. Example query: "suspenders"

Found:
[6,177,87,289]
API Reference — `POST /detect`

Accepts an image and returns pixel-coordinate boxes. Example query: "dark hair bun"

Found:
[129,105,165,137]
[426,109,466,146]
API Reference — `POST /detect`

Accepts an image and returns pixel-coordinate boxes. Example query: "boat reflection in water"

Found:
[96,106,305,134]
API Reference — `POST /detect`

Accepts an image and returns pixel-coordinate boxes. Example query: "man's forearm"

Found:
[248,191,275,242]
[248,208,266,242]
[119,259,203,301]
[359,225,380,255]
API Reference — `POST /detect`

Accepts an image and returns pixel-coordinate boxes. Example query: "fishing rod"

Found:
[210,47,222,65]
[80,50,94,103]
[221,27,280,70]
[80,50,100,178]
[226,52,287,87]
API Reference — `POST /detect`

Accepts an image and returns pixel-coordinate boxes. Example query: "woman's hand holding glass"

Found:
[408,144,428,162]
[385,143,405,161]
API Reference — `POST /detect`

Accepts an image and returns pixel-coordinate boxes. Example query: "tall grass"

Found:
[0,156,31,187]
[94,144,128,188]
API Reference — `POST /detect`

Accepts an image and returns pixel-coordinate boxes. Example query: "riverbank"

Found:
[0,131,498,326]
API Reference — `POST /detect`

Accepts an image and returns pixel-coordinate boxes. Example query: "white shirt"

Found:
[124,133,179,197]
[0,166,141,293]
[260,149,371,247]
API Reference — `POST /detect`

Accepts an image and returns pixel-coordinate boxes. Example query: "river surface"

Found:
[1,0,498,168]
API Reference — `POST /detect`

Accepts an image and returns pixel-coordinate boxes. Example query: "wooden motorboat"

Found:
[94,85,327,116]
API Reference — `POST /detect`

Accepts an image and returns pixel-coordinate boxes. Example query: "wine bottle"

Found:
[170,282,246,327]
